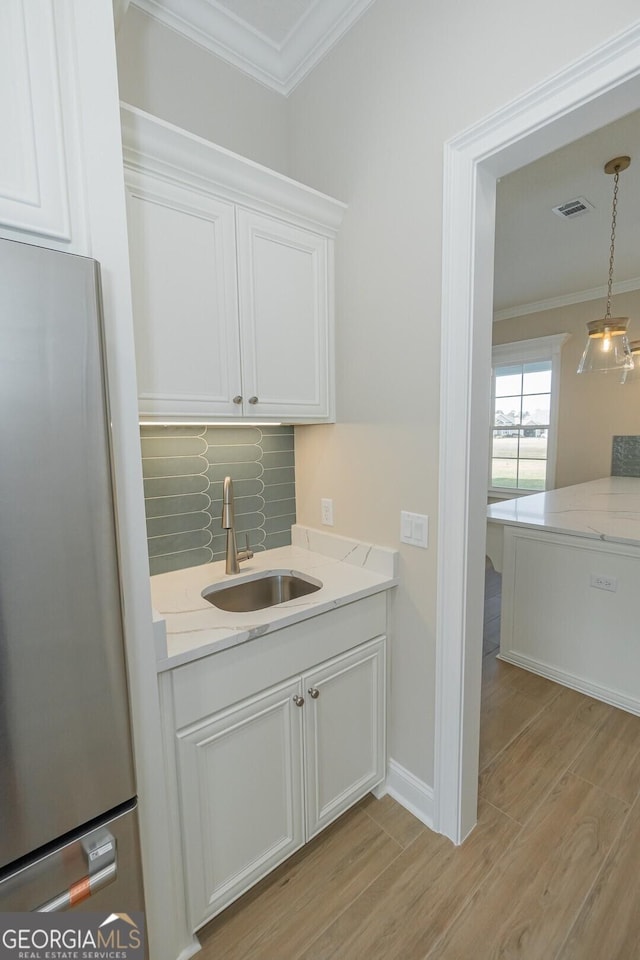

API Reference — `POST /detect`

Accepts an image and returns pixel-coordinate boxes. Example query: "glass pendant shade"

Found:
[620,338,640,383]
[577,318,633,373]
[576,156,634,376]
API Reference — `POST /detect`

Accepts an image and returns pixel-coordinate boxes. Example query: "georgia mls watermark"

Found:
[0,913,145,960]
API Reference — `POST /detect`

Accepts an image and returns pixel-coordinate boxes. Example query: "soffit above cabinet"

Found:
[127,0,377,95]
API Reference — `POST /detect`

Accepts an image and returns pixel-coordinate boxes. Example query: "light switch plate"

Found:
[400,511,429,548]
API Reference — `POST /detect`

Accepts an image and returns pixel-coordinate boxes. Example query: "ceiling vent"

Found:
[552,196,594,219]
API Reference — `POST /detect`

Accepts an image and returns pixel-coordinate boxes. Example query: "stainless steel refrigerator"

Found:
[0,238,144,914]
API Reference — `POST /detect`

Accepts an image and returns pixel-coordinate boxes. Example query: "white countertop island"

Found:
[487,477,640,715]
[487,476,640,547]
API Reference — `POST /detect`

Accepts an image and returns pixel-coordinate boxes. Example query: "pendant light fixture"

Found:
[577,156,634,374]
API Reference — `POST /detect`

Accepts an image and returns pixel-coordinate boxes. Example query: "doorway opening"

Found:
[434,22,640,844]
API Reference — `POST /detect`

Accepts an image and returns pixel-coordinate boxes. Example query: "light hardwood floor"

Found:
[197,560,640,959]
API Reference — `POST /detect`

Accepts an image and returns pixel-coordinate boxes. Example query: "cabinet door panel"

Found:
[0,0,71,241]
[303,638,385,839]
[126,174,242,419]
[176,679,305,929]
[236,210,330,419]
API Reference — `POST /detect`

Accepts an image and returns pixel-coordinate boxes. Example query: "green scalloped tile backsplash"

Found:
[140,425,296,576]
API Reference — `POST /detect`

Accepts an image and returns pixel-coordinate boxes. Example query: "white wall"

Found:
[287,0,640,787]
[116,6,290,173]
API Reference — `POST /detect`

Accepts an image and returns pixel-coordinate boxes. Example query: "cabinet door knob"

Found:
[308,687,320,699]
[293,695,305,707]
[232,395,243,404]
[248,396,259,404]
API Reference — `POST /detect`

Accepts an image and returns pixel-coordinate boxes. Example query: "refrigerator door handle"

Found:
[36,860,118,912]
[35,831,118,912]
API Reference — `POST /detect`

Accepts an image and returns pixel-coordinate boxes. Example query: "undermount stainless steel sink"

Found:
[202,570,322,613]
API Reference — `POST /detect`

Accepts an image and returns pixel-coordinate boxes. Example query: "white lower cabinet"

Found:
[172,632,386,931]
[176,678,305,926]
[303,642,385,839]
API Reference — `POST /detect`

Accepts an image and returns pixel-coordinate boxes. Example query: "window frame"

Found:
[489,333,569,497]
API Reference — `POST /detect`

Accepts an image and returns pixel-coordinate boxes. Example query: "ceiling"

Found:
[128,0,377,95]
[494,109,640,320]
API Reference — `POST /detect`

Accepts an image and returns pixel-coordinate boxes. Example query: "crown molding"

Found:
[280,0,377,94]
[130,0,376,96]
[120,103,346,233]
[494,276,640,322]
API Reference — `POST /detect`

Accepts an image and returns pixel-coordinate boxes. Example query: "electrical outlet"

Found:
[321,498,334,526]
[590,573,618,592]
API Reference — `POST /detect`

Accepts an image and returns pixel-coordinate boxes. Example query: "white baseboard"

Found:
[499,651,640,716]
[380,758,434,830]
[176,940,201,960]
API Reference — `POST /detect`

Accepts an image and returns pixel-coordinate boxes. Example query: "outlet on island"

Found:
[590,573,618,592]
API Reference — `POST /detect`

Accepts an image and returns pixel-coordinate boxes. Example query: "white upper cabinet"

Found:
[0,0,79,247]
[236,210,329,420]
[121,105,345,423]
[125,175,242,419]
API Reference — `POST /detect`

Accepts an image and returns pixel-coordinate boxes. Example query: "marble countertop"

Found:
[487,476,640,547]
[151,525,398,671]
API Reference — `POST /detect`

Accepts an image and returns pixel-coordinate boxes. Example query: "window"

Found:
[490,334,568,494]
